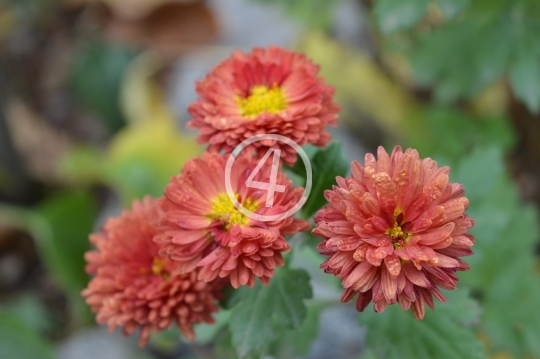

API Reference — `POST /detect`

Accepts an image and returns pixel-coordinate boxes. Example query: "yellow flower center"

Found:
[236,85,288,117]
[387,224,405,239]
[151,258,170,280]
[386,210,410,248]
[210,193,258,229]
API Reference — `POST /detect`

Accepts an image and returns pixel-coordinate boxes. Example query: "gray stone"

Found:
[306,306,366,359]
[55,327,153,359]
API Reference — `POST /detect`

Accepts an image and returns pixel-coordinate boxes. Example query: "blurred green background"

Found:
[1,0,540,358]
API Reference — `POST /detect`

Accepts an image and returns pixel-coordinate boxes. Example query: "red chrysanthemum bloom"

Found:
[155,151,310,288]
[187,46,339,165]
[313,146,474,319]
[82,197,222,347]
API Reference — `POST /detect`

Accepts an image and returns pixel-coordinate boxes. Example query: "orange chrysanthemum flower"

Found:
[82,197,222,347]
[187,46,339,165]
[155,152,310,288]
[313,146,474,319]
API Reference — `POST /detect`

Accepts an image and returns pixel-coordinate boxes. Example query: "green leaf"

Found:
[229,267,313,358]
[410,1,540,103]
[360,290,486,359]
[272,269,313,329]
[0,310,54,359]
[482,268,540,357]
[301,141,349,219]
[2,296,52,335]
[71,39,136,133]
[374,0,430,33]
[450,145,540,357]
[510,43,540,114]
[452,146,503,203]
[461,179,537,291]
[220,285,247,310]
[33,191,97,294]
[285,144,317,181]
[269,304,320,359]
[405,108,515,166]
[283,144,318,188]
[412,18,512,100]
[229,283,274,358]
[194,310,232,344]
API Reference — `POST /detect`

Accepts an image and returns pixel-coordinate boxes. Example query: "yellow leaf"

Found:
[120,52,172,125]
[470,80,510,117]
[105,118,201,204]
[110,50,202,202]
[0,6,16,40]
[296,32,421,138]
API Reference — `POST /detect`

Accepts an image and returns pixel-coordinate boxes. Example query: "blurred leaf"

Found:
[410,0,540,110]
[412,18,512,101]
[0,310,54,359]
[250,0,343,30]
[360,290,486,359]
[2,296,51,335]
[214,328,238,359]
[405,108,515,165]
[510,42,540,114]
[65,50,200,201]
[103,50,201,203]
[452,146,503,203]
[72,39,136,133]
[104,119,201,204]
[451,147,540,357]
[0,6,16,41]
[374,0,430,34]
[33,191,96,294]
[59,145,103,186]
[229,267,313,358]
[297,32,420,138]
[120,52,171,125]
[437,0,470,18]
[360,350,379,359]
[471,81,510,116]
[0,165,11,191]
[301,141,349,219]
[481,266,540,358]
[8,0,59,22]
